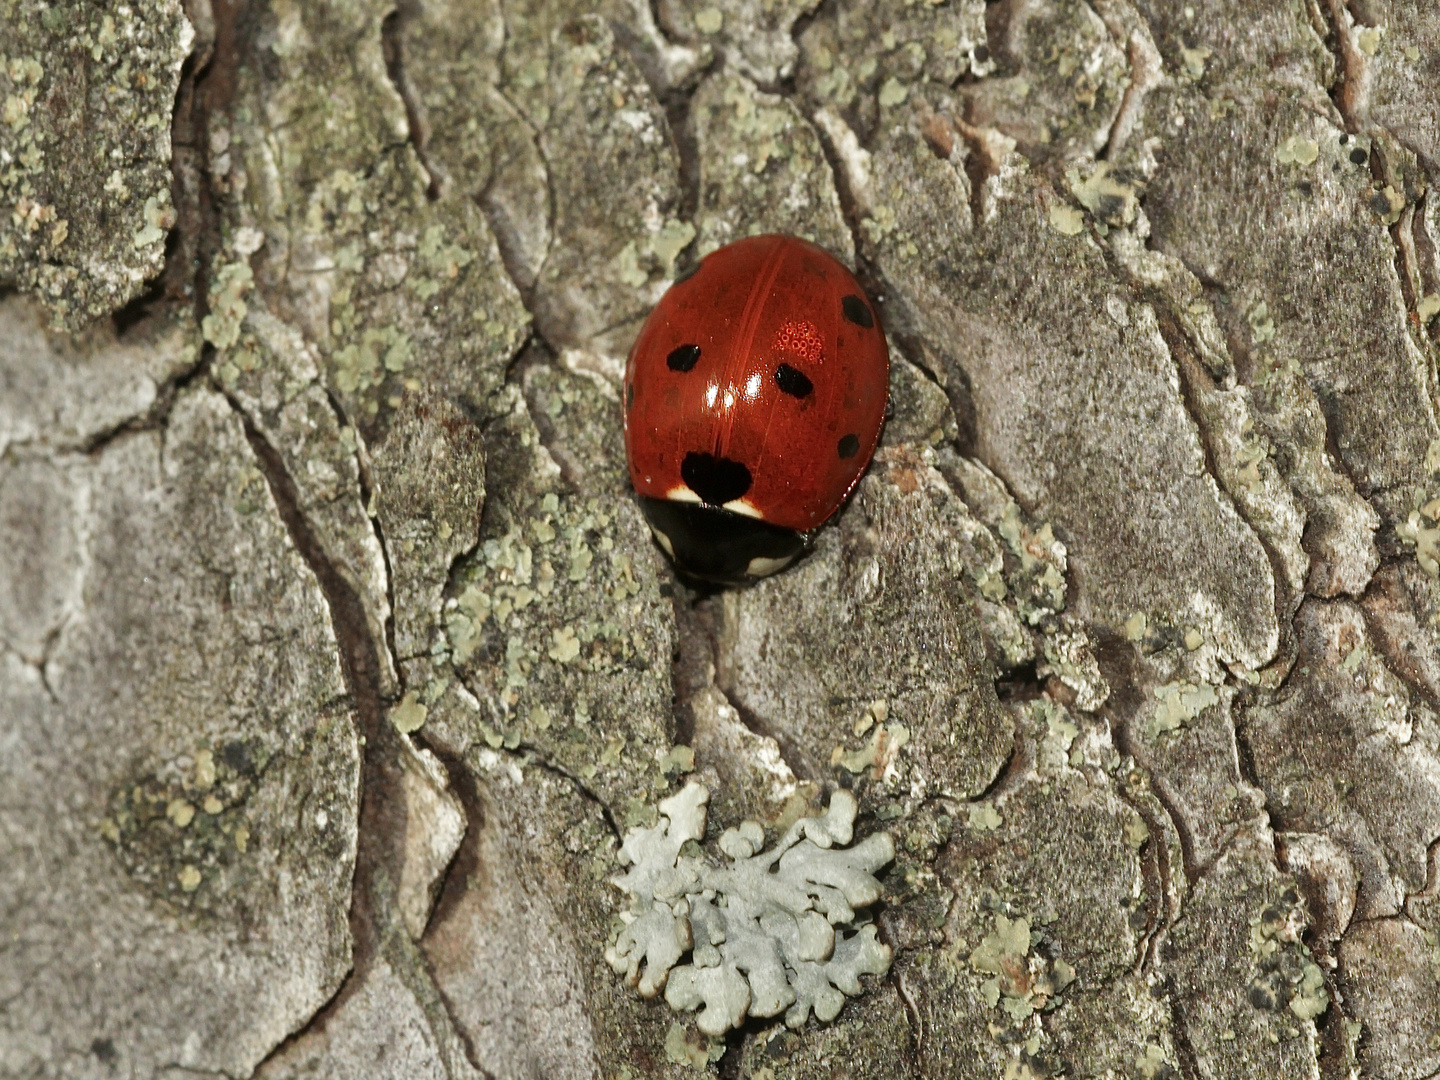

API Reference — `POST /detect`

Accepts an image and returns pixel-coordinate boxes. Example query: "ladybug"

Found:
[623,234,889,583]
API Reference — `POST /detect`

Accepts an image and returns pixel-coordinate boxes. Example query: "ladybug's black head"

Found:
[637,496,807,585]
[679,452,752,506]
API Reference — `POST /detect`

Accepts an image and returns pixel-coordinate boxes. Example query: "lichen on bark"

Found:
[3,0,1440,1076]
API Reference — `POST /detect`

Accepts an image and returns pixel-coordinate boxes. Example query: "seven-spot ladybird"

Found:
[623,234,889,583]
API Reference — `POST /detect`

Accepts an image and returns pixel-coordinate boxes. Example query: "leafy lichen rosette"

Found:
[604,782,895,1035]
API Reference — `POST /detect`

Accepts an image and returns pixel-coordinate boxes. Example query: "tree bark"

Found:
[3,0,1439,1077]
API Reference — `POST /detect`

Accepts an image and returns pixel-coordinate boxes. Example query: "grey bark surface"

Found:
[2,0,1439,1077]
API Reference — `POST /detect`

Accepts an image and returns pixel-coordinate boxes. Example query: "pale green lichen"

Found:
[613,218,696,287]
[390,691,428,734]
[1248,891,1328,1021]
[201,262,255,351]
[1,0,190,326]
[968,803,1003,830]
[1149,680,1220,738]
[1048,202,1086,236]
[877,76,908,107]
[1180,45,1211,80]
[605,783,894,1035]
[1398,502,1440,577]
[659,745,696,776]
[1355,25,1384,56]
[664,1020,724,1068]
[549,625,581,663]
[1137,1042,1178,1078]
[1275,135,1319,167]
[1248,301,1276,343]
[694,7,724,34]
[101,743,265,908]
[995,501,1067,623]
[1066,161,1138,229]
[830,721,910,780]
[968,913,1076,1022]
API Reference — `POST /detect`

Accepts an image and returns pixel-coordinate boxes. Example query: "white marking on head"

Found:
[746,554,795,578]
[649,526,676,558]
[723,498,763,519]
[667,486,702,504]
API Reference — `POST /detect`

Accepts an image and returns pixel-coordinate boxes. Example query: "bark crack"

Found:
[1145,297,1297,657]
[1318,0,1440,402]
[223,388,480,1079]
[380,2,444,201]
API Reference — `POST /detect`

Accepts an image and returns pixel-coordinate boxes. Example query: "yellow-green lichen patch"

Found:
[688,69,851,262]
[1246,886,1328,1022]
[1048,202,1086,236]
[830,721,910,782]
[1136,1042,1178,1078]
[261,148,529,431]
[1148,680,1221,738]
[390,690,428,734]
[968,803,1003,831]
[437,393,674,804]
[663,1021,723,1068]
[1275,134,1319,167]
[659,745,696,776]
[1398,500,1440,577]
[796,0,987,114]
[0,0,190,327]
[201,262,255,351]
[1248,300,1277,344]
[968,913,1077,1022]
[100,741,267,911]
[1066,161,1139,230]
[1180,45,1211,80]
[495,13,684,348]
[612,219,695,289]
[694,8,724,35]
[995,501,1068,624]
[877,76,909,108]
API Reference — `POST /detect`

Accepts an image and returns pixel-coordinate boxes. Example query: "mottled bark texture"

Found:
[2,0,1439,1076]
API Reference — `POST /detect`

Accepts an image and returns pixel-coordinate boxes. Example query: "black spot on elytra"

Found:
[774,363,813,398]
[1350,147,1368,165]
[841,294,874,328]
[681,452,752,505]
[837,434,860,459]
[626,382,634,409]
[667,344,702,372]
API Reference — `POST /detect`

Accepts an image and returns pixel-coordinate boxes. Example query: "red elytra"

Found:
[623,234,889,582]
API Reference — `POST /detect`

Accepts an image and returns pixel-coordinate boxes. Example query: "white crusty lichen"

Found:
[604,782,895,1035]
